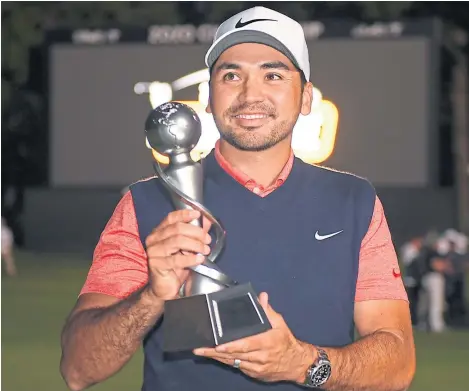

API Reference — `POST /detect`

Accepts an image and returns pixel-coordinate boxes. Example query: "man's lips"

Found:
[231,113,273,128]
[233,113,270,119]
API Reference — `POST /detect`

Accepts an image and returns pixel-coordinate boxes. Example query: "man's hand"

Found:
[193,292,316,383]
[145,209,212,301]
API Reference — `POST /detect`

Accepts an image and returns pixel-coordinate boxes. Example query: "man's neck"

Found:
[218,138,292,187]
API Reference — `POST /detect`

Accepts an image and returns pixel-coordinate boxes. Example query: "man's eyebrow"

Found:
[214,62,240,73]
[260,61,291,71]
[214,61,293,73]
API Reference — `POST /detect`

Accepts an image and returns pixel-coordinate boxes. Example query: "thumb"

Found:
[202,216,213,233]
[258,291,269,308]
[258,292,282,326]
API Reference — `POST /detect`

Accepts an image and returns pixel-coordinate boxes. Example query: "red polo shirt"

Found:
[80,142,408,302]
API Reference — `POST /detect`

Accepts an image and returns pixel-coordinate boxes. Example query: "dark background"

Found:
[2,1,468,252]
[49,39,431,187]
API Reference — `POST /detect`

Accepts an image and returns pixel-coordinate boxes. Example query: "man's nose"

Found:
[238,77,264,103]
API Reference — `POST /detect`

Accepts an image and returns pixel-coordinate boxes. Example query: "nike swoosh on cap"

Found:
[235,18,277,28]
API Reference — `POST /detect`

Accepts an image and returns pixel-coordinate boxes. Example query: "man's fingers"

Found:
[159,209,201,230]
[202,216,213,232]
[197,333,266,355]
[147,222,211,247]
[165,236,210,257]
[215,335,268,355]
[147,235,209,260]
[195,349,268,364]
[150,252,205,273]
[167,252,206,270]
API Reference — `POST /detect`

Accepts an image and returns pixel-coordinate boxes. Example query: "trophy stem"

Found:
[152,160,237,288]
[146,102,271,354]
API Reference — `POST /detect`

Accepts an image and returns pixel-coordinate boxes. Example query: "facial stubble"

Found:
[213,102,302,152]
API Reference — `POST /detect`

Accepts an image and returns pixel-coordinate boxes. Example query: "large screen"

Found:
[49,38,431,187]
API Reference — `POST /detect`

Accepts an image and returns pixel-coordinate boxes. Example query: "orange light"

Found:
[151,149,169,165]
[294,100,339,164]
[148,97,339,166]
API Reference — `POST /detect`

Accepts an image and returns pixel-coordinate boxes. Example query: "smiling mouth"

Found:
[234,113,271,119]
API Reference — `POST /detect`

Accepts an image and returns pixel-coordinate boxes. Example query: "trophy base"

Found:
[162,283,272,353]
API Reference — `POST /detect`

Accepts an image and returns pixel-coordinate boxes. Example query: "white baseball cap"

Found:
[205,6,310,81]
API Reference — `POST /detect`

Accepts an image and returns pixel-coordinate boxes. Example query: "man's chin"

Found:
[221,136,278,152]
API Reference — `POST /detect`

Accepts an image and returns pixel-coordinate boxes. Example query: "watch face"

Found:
[312,363,332,386]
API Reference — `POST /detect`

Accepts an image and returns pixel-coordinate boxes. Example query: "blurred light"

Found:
[172,69,210,91]
[134,82,147,95]
[152,149,170,165]
[198,81,210,107]
[139,68,339,165]
[149,82,173,109]
[293,99,339,165]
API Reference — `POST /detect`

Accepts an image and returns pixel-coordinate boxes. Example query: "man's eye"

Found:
[223,73,240,81]
[266,73,282,81]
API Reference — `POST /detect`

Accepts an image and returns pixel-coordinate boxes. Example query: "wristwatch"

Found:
[303,347,332,388]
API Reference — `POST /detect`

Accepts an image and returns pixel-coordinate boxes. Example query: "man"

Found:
[400,236,424,325]
[444,239,468,326]
[417,232,452,332]
[60,7,415,391]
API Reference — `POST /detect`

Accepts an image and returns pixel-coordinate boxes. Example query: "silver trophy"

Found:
[145,102,271,353]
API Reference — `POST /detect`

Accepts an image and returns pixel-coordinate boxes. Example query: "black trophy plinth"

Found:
[163,283,272,352]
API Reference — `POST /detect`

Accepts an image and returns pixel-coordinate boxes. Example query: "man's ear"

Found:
[300,82,313,116]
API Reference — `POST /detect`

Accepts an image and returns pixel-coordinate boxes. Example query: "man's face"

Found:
[207,43,312,152]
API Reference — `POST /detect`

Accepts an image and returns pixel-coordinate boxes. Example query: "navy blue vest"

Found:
[130,151,375,391]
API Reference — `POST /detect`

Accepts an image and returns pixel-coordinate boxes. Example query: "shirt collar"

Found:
[213,140,294,188]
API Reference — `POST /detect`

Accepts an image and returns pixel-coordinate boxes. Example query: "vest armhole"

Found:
[356,179,378,246]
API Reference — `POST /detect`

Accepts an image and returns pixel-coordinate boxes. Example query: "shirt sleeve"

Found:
[79,191,149,299]
[355,196,408,302]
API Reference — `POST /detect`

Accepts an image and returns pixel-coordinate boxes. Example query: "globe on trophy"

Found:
[145,102,272,353]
